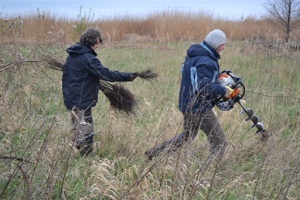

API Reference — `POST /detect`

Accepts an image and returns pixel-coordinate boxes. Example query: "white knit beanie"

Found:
[204,29,227,50]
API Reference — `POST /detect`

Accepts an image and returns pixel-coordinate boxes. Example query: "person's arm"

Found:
[85,55,134,82]
[197,64,226,100]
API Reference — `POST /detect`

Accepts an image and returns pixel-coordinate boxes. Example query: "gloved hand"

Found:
[129,73,138,81]
[224,86,234,98]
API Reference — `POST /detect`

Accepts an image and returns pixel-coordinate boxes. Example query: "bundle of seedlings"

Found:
[36,50,158,114]
[98,80,137,114]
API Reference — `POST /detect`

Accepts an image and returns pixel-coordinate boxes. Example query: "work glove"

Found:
[224,86,234,98]
[129,73,138,81]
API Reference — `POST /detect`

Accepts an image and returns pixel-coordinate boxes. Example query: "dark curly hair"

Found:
[80,28,103,47]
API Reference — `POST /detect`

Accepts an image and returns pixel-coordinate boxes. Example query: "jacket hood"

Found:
[187,43,205,58]
[187,41,220,60]
[66,43,97,57]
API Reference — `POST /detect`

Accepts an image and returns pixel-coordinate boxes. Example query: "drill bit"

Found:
[250,115,260,127]
[240,108,254,121]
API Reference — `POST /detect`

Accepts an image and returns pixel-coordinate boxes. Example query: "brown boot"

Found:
[79,142,93,156]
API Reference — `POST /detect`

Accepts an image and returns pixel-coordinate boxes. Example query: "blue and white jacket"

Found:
[178,41,226,114]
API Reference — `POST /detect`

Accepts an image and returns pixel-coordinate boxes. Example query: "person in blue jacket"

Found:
[145,29,234,160]
[62,28,137,155]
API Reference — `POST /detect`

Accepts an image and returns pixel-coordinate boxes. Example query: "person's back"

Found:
[62,42,100,110]
[179,42,225,114]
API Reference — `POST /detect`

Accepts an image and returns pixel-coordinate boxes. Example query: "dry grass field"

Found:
[0,10,299,199]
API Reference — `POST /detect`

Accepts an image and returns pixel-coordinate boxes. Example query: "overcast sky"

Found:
[0,0,267,20]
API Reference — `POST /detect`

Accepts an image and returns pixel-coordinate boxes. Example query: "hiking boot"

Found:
[79,143,93,156]
[145,148,162,160]
[78,134,94,156]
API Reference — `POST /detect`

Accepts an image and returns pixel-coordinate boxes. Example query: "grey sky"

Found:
[0,0,267,20]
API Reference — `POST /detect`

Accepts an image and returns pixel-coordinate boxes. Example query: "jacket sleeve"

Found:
[84,54,132,82]
[197,63,226,100]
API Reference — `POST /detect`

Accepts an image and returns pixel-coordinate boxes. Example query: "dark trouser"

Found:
[70,108,94,155]
[146,109,226,159]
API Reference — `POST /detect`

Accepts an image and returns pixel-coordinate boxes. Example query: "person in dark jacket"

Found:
[145,29,234,160]
[62,28,137,155]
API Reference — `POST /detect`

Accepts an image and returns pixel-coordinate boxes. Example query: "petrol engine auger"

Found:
[216,70,268,137]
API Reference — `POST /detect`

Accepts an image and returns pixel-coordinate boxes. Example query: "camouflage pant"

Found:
[70,108,94,150]
[146,109,226,159]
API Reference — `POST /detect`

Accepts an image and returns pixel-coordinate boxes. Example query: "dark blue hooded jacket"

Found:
[178,41,226,114]
[62,43,132,110]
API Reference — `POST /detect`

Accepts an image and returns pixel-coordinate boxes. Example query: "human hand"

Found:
[129,73,138,81]
[224,86,234,98]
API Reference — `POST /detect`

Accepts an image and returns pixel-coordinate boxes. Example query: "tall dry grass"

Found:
[0,10,300,199]
[1,9,295,45]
